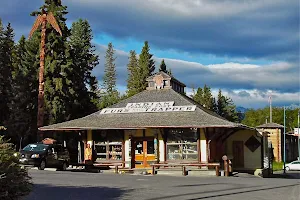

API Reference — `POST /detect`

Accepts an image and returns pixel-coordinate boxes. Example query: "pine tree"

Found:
[212,97,218,113]
[167,68,172,76]
[159,59,167,73]
[0,19,6,126]
[100,42,119,108]
[217,89,226,116]
[138,41,155,91]
[193,87,203,105]
[7,36,30,147]
[103,42,117,93]
[32,0,74,124]
[216,89,238,122]
[126,50,139,97]
[0,21,14,128]
[203,85,214,110]
[69,18,99,118]
[223,97,239,122]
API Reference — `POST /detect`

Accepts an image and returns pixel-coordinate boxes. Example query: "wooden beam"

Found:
[221,129,240,143]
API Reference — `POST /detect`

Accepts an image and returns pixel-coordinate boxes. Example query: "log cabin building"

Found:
[40,72,264,173]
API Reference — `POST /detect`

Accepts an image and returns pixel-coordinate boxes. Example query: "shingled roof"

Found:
[256,122,284,129]
[40,89,250,131]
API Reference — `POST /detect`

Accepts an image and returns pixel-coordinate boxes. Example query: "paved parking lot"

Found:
[25,169,300,200]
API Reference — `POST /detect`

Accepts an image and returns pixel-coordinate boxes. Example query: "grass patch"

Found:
[272,161,284,171]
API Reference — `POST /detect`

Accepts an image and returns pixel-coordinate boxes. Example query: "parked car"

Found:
[284,160,300,171]
[19,143,70,170]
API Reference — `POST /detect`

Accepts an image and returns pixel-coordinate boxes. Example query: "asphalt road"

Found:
[25,169,300,200]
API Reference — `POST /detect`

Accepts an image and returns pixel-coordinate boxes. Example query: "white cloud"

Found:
[93,43,299,108]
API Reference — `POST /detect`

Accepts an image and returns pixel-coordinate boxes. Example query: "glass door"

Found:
[132,137,155,168]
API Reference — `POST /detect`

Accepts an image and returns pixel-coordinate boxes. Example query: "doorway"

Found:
[232,141,244,168]
[131,137,156,168]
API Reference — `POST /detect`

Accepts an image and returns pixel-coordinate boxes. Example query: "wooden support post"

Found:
[182,166,187,176]
[222,155,229,177]
[215,165,220,176]
[152,165,155,175]
[224,160,229,177]
[114,165,119,174]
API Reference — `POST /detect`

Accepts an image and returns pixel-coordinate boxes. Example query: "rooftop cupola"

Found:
[146,71,186,94]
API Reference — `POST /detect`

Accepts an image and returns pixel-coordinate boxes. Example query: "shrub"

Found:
[0,136,32,200]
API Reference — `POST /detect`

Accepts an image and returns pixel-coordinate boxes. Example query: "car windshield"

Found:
[23,144,48,152]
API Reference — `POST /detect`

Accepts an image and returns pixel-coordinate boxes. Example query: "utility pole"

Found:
[283,106,286,173]
[297,108,300,160]
[29,9,62,140]
[269,94,272,123]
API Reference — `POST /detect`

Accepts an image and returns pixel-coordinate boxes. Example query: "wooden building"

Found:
[40,72,264,173]
[257,123,298,162]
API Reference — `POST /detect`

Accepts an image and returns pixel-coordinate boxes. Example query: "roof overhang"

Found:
[39,124,248,131]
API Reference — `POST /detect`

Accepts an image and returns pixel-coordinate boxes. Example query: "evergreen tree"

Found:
[32,0,74,124]
[103,42,117,93]
[217,89,226,116]
[212,97,218,113]
[216,89,239,122]
[126,50,139,97]
[193,87,203,105]
[69,18,99,118]
[7,36,30,147]
[0,21,14,128]
[138,41,155,91]
[159,59,167,73]
[167,68,172,76]
[203,85,214,110]
[100,42,119,108]
[19,33,40,143]
[0,136,32,199]
[223,97,239,122]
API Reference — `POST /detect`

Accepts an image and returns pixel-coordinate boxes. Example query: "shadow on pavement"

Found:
[25,184,132,200]
[146,184,297,200]
[270,171,300,179]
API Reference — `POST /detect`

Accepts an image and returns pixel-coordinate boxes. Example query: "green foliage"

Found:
[159,59,167,73]
[69,18,99,118]
[7,35,38,147]
[31,0,75,124]
[126,50,140,97]
[272,161,283,171]
[0,136,32,199]
[159,59,173,75]
[167,68,172,76]
[100,42,119,108]
[192,86,239,122]
[216,89,239,122]
[0,21,14,127]
[242,107,299,131]
[193,85,215,111]
[103,42,117,94]
[138,41,155,91]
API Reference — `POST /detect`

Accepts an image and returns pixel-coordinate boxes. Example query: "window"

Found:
[166,129,198,160]
[149,81,155,88]
[94,130,123,161]
[163,80,168,87]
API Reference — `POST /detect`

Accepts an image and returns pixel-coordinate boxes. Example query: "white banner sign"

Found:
[126,101,174,109]
[100,101,196,114]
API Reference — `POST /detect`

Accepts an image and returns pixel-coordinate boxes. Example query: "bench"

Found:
[150,163,220,176]
[93,162,124,173]
[70,162,124,173]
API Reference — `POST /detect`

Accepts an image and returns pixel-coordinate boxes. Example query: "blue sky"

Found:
[0,0,299,109]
